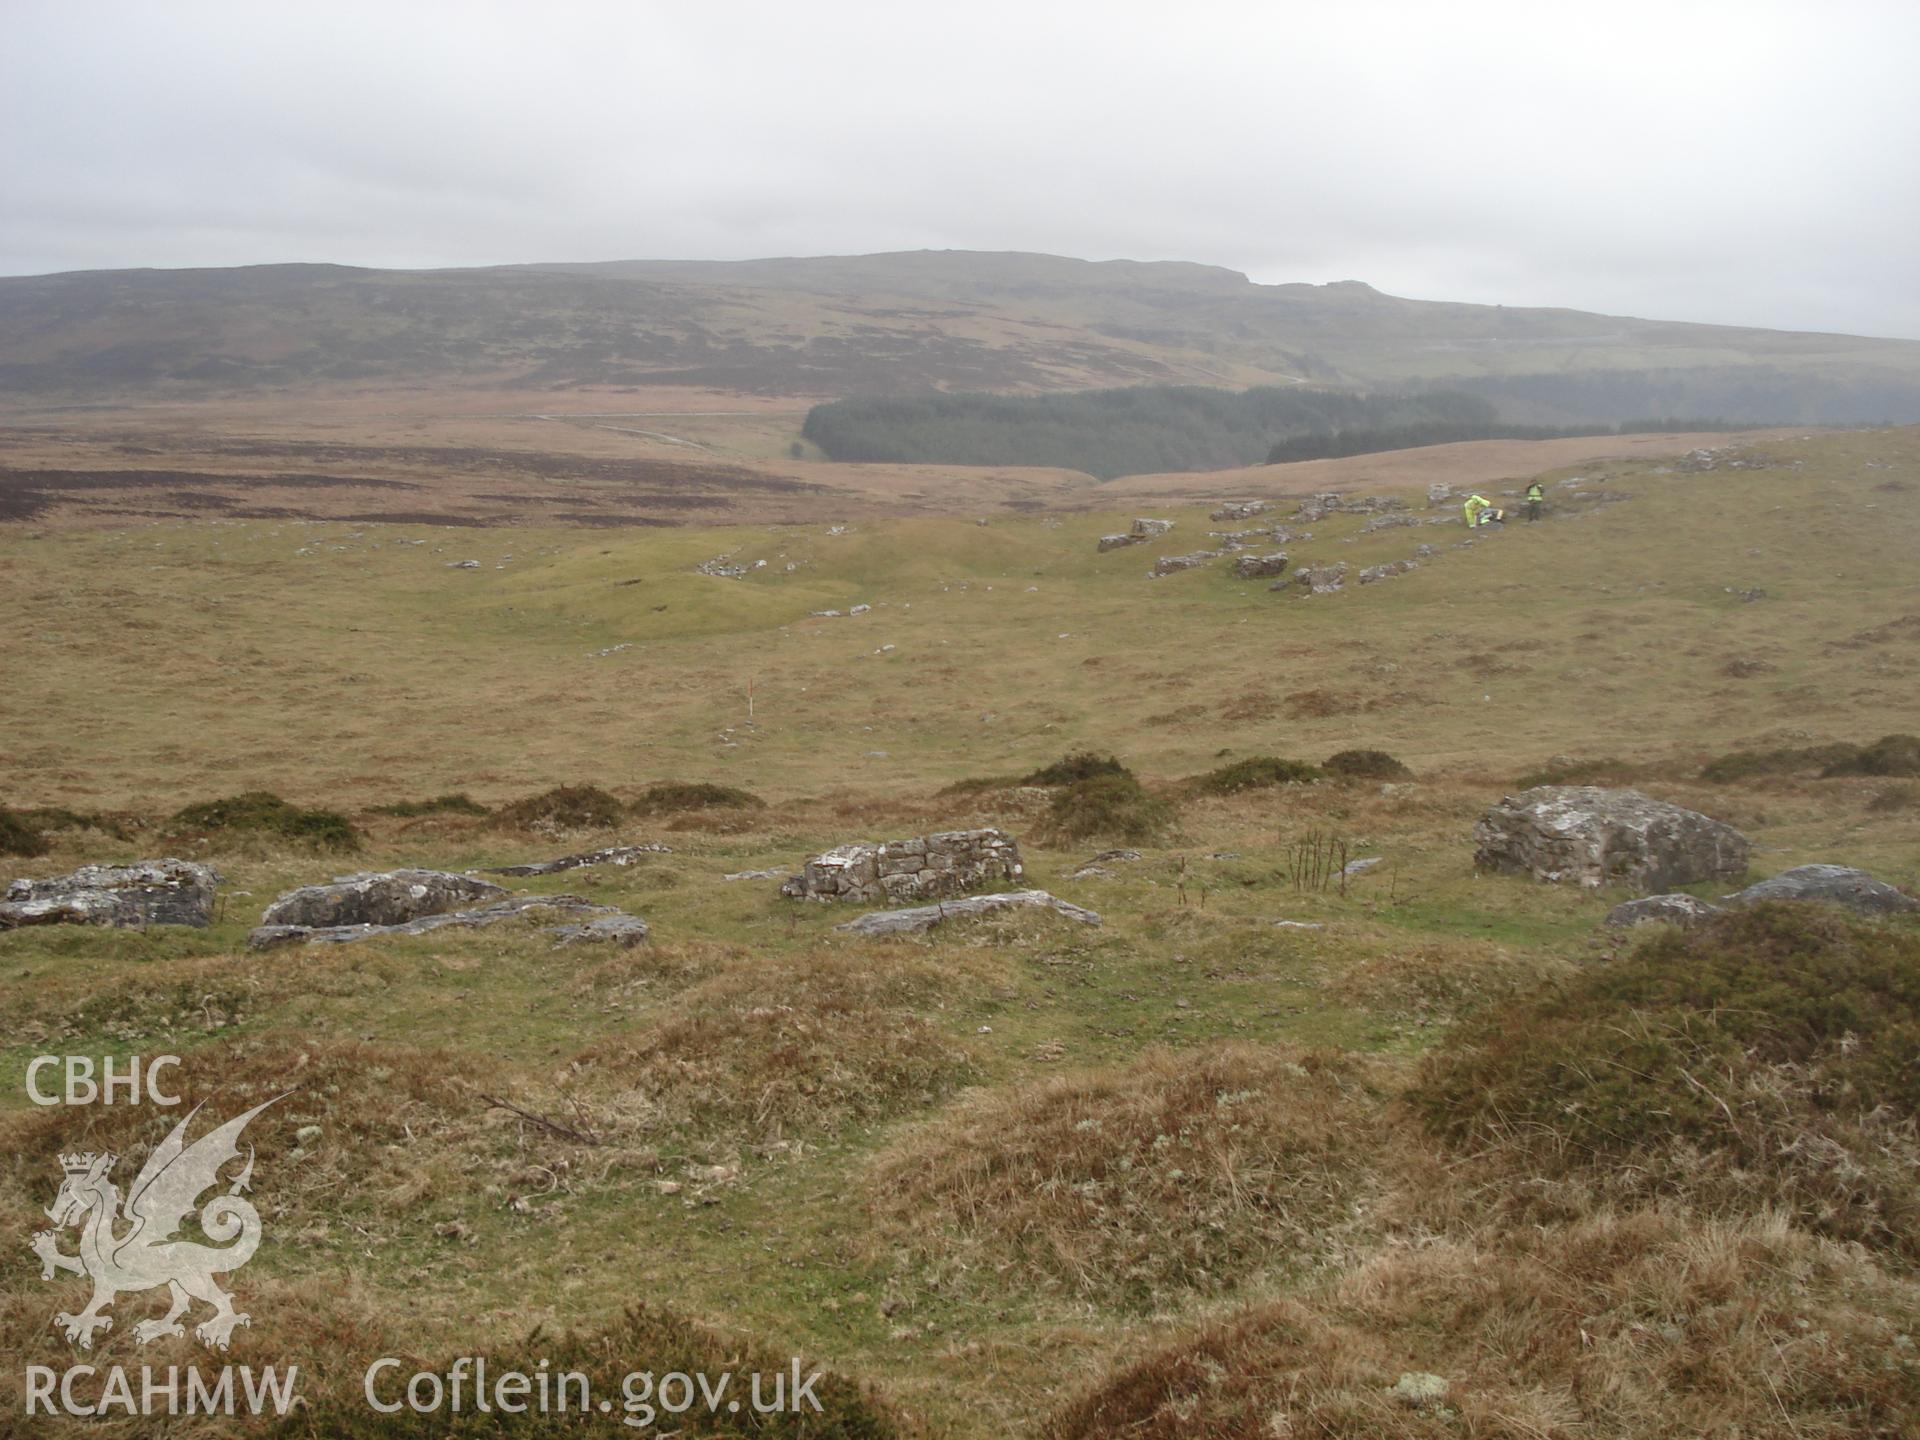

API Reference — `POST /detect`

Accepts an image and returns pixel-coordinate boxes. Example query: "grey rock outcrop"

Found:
[1724,864,1919,915]
[483,845,671,877]
[0,860,220,930]
[1233,552,1290,579]
[781,828,1023,904]
[1474,787,1750,891]
[835,890,1101,936]
[1150,550,1221,577]
[1361,513,1422,533]
[260,869,507,929]
[1097,534,1134,553]
[1427,483,1453,507]
[1210,501,1269,522]
[1097,517,1175,553]
[1604,893,1725,927]
[248,893,641,950]
[550,914,653,946]
[1359,559,1420,584]
[1293,562,1349,595]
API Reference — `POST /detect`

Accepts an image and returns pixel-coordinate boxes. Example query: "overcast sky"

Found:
[4,0,1917,338]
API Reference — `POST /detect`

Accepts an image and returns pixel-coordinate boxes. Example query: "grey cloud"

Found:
[2,0,1916,337]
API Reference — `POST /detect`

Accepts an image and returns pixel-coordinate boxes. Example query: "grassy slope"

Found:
[1,425,1917,1435]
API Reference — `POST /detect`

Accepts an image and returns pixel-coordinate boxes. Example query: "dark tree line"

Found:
[799,384,1768,478]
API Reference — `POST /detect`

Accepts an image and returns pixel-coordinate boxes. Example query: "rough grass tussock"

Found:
[869,1045,1389,1310]
[1411,903,1920,1258]
[168,790,361,852]
[1700,740,1862,782]
[1048,1208,1920,1440]
[1022,750,1133,786]
[565,956,978,1148]
[1822,732,1920,777]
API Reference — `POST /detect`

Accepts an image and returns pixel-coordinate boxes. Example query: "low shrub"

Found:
[1700,741,1860,782]
[1412,903,1920,1258]
[493,784,625,833]
[1822,732,1920,778]
[1322,747,1413,781]
[631,780,765,814]
[367,792,490,818]
[1513,755,1638,789]
[1023,751,1132,786]
[935,773,1024,797]
[1189,756,1321,795]
[170,791,361,851]
[1044,771,1173,843]
[0,805,49,857]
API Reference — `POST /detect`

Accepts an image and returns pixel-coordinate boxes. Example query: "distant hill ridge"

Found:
[3,249,1918,423]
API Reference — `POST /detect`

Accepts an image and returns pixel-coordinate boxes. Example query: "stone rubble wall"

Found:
[781,828,1024,903]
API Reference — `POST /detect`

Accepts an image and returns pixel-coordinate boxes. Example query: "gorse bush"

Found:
[1322,748,1413,781]
[1023,751,1132,786]
[170,791,361,851]
[493,785,625,833]
[0,805,49,857]
[1412,903,1920,1258]
[367,792,490,818]
[1189,756,1321,794]
[1044,772,1173,844]
[1821,732,1920,777]
[630,780,765,814]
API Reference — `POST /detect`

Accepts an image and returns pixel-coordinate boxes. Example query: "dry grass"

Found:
[868,1045,1393,1310]
[563,954,980,1151]
[1411,904,1920,1259]
[1048,1207,1920,1439]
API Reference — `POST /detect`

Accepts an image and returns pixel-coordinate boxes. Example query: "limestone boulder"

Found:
[836,890,1101,936]
[1724,864,1918,916]
[0,859,220,929]
[260,869,507,929]
[1474,787,1749,892]
[781,829,1023,904]
[1232,552,1290,580]
[1603,893,1725,928]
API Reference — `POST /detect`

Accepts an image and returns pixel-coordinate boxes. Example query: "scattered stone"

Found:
[1293,562,1349,595]
[1342,856,1384,877]
[781,829,1024,904]
[1361,513,1422,533]
[695,556,747,578]
[550,914,652,947]
[1096,534,1135,553]
[1232,552,1290,580]
[0,859,221,930]
[447,559,480,569]
[1724,864,1919,915]
[723,867,787,881]
[1426,483,1453,507]
[1414,543,1438,558]
[1359,559,1420,584]
[1604,893,1725,927]
[1272,919,1325,930]
[835,890,1101,936]
[850,603,872,614]
[1210,500,1270,521]
[1389,1373,1450,1407]
[1150,550,1221,577]
[1130,517,1174,538]
[590,643,633,658]
[482,844,672,877]
[1474,787,1750,891]
[248,893,637,950]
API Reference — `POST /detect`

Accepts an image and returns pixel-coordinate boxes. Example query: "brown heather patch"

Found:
[867,1045,1393,1311]
[1048,1207,1920,1440]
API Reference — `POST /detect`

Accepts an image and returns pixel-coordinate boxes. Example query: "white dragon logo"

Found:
[30,1097,280,1351]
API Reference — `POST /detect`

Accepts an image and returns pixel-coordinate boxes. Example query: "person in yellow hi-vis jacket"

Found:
[1463,493,1504,527]
[1526,481,1545,521]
